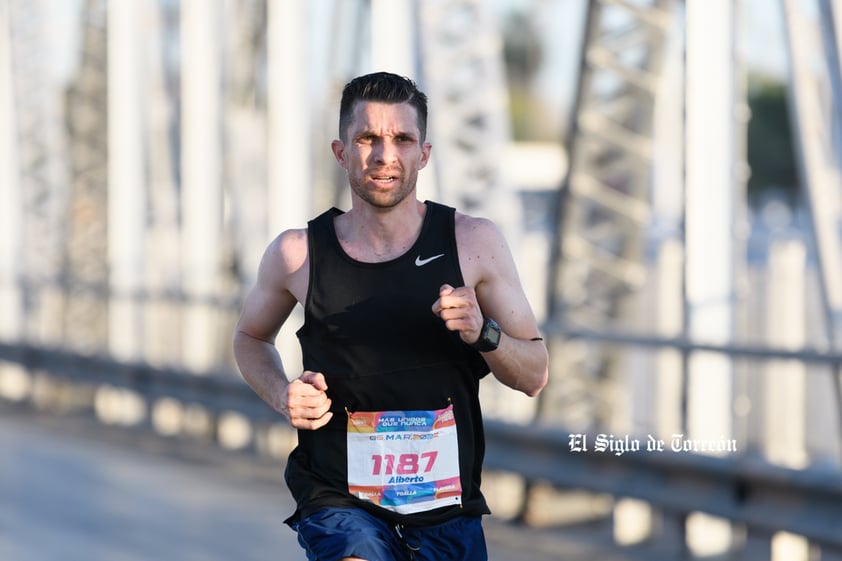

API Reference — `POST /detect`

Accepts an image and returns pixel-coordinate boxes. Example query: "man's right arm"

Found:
[232,230,333,429]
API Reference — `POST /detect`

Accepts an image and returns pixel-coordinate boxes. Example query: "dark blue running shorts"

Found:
[289,507,488,561]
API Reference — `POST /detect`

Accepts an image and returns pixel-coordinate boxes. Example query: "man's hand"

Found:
[282,371,333,430]
[431,284,484,345]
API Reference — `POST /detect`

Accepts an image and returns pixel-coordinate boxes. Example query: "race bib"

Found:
[346,404,462,514]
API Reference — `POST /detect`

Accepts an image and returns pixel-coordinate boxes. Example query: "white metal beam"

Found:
[784,0,842,348]
[267,0,312,236]
[684,0,737,444]
[181,0,223,371]
[370,0,416,76]
[108,0,145,362]
[0,1,21,343]
[0,0,32,400]
[685,0,740,553]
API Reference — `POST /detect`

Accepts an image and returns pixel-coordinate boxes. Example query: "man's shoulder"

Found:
[269,206,340,263]
[267,227,309,275]
[274,227,308,250]
[453,210,503,242]
[452,211,509,282]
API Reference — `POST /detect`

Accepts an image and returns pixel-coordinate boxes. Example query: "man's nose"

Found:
[372,139,397,163]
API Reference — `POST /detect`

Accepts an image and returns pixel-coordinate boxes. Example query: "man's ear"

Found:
[331,139,347,168]
[419,142,432,170]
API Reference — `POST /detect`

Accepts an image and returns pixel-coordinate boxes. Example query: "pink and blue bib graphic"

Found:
[346,405,462,514]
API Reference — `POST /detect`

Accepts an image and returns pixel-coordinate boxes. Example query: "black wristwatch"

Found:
[470,317,502,352]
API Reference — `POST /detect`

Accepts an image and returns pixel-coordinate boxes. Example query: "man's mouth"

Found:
[370,175,398,185]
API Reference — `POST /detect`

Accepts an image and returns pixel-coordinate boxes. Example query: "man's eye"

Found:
[396,136,413,143]
[356,135,375,144]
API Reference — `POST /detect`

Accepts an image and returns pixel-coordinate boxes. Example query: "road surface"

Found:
[0,403,630,561]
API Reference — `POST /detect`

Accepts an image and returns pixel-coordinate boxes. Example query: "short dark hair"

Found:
[338,72,429,142]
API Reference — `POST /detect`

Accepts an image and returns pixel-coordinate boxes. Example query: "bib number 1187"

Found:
[371,451,438,476]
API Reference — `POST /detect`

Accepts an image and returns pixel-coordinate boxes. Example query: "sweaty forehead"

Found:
[349,101,420,136]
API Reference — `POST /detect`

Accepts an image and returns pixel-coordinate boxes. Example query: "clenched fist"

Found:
[282,371,333,430]
[431,284,484,345]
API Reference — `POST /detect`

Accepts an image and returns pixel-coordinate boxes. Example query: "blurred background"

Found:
[2,0,842,559]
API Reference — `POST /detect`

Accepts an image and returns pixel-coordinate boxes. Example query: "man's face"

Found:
[332,101,431,210]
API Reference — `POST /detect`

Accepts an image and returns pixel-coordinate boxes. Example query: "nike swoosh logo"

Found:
[415,253,445,267]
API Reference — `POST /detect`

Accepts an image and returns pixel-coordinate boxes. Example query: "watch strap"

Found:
[469,317,501,352]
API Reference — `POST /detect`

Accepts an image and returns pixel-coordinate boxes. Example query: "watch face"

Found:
[486,322,501,346]
[471,317,501,352]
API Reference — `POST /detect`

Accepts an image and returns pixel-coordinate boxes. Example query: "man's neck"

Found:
[335,198,427,263]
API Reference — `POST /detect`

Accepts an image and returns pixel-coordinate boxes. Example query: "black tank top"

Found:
[286,201,491,526]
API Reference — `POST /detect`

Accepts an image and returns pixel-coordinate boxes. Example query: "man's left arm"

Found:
[432,216,549,397]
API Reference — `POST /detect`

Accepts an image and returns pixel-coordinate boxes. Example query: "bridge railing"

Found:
[2,334,842,559]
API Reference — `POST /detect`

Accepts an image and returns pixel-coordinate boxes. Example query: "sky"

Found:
[740,0,789,78]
